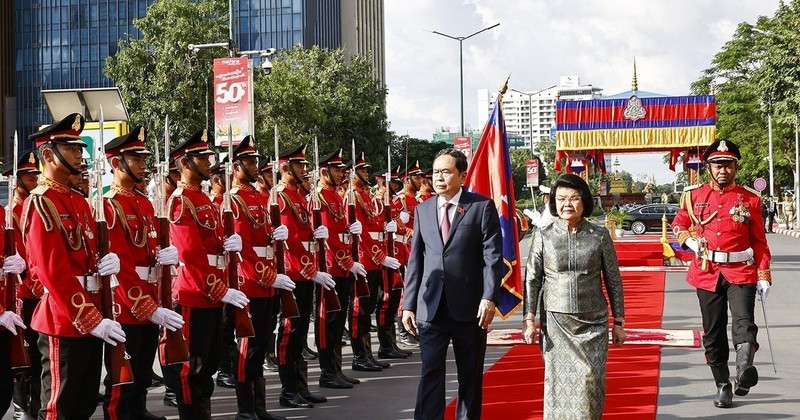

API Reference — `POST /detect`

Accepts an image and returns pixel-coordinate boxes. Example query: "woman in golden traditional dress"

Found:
[524,174,626,419]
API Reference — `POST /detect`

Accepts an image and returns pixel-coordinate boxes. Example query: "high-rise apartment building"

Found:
[7,0,385,153]
[477,76,602,151]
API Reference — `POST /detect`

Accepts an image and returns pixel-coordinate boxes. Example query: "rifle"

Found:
[223,126,255,338]
[312,137,341,312]
[94,106,134,386]
[154,116,189,365]
[3,131,31,369]
[384,149,402,289]
[348,140,370,298]
[271,126,300,318]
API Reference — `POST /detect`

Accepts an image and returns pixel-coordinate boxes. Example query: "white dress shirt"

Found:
[437,188,463,229]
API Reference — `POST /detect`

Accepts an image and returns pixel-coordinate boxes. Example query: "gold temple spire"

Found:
[632,57,638,91]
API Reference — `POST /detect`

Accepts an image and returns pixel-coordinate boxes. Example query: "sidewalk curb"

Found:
[774,228,800,238]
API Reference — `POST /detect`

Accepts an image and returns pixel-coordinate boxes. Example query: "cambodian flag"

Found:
[465,97,522,319]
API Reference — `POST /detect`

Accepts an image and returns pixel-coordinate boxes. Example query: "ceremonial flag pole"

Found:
[464,77,523,319]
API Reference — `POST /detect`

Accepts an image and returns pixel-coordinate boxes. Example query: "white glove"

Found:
[684,238,700,253]
[756,280,771,302]
[272,225,289,241]
[148,307,185,331]
[156,245,180,266]
[348,220,363,235]
[312,271,335,290]
[90,318,126,345]
[385,220,398,233]
[223,234,243,252]
[0,311,26,334]
[221,288,249,308]
[313,225,329,240]
[98,253,121,276]
[272,274,296,291]
[399,211,411,224]
[523,209,541,224]
[348,261,367,278]
[381,256,401,270]
[3,253,27,275]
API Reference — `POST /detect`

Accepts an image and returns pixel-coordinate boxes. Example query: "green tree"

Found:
[388,133,449,172]
[106,0,228,142]
[253,46,388,161]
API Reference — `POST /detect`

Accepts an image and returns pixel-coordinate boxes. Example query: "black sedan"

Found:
[622,204,679,234]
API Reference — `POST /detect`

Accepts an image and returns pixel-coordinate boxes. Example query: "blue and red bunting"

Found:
[465,97,523,319]
[556,95,716,131]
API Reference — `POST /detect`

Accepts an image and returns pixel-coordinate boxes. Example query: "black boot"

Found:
[216,370,237,388]
[734,343,759,396]
[140,394,167,420]
[278,363,313,408]
[163,387,178,408]
[297,359,327,403]
[177,404,201,419]
[319,348,353,388]
[711,365,733,408]
[235,380,259,420]
[199,399,212,420]
[363,334,390,369]
[334,346,360,384]
[301,345,318,360]
[254,377,287,420]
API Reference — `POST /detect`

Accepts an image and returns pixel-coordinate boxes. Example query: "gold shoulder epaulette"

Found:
[741,185,760,196]
[103,189,117,199]
[172,187,184,197]
[684,184,701,192]
[275,184,286,193]
[230,187,240,194]
[31,185,48,196]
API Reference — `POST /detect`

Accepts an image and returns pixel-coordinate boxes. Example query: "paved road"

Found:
[4,230,797,419]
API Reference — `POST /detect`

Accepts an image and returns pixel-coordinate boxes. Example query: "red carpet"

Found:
[445,243,665,419]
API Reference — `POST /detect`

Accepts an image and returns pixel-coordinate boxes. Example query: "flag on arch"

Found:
[464,94,522,319]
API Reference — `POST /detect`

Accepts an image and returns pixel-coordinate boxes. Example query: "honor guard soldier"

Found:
[228,136,293,420]
[162,129,248,419]
[375,166,411,359]
[672,139,772,408]
[6,151,43,419]
[256,157,274,197]
[165,159,180,197]
[346,153,401,372]
[417,167,435,201]
[101,127,184,420]
[314,148,366,389]
[209,162,225,212]
[21,113,125,419]
[255,156,281,373]
[274,144,332,408]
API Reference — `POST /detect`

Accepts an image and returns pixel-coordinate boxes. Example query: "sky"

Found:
[383,0,781,184]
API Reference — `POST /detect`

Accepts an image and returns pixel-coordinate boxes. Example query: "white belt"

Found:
[394,236,409,245]
[135,266,158,284]
[703,247,754,264]
[253,246,274,259]
[338,233,352,244]
[368,232,383,241]
[298,241,317,252]
[207,254,226,269]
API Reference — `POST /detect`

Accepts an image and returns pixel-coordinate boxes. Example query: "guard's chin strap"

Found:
[237,159,258,184]
[16,178,31,195]
[116,156,143,184]
[287,163,308,194]
[166,174,178,188]
[259,173,272,190]
[323,168,338,188]
[408,177,420,192]
[356,171,371,188]
[183,155,209,181]
[51,146,81,175]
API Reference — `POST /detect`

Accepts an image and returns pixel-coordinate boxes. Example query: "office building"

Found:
[477,76,603,152]
[8,0,385,153]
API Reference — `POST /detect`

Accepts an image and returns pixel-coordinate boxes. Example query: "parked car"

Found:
[622,204,679,234]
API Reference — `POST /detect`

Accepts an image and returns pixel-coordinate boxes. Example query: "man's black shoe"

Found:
[302,346,318,360]
[378,347,409,359]
[393,342,413,356]
[368,356,390,369]
[263,356,279,372]
[279,393,313,408]
[319,374,353,389]
[216,371,237,388]
[144,410,167,420]
[150,371,165,388]
[398,333,420,348]
[338,371,360,384]
[163,389,178,407]
[352,357,382,372]
[299,391,327,404]
[714,382,733,408]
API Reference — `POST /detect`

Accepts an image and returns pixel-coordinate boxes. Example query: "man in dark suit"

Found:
[402,148,503,420]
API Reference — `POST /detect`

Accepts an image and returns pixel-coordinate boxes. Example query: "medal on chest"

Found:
[729,194,750,223]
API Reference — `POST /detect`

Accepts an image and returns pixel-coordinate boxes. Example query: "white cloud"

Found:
[384,0,780,183]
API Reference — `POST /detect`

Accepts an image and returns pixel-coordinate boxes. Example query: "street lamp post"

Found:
[768,101,774,197]
[430,23,500,137]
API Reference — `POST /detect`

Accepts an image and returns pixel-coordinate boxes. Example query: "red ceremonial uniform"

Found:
[391,193,419,265]
[13,197,43,299]
[350,185,387,270]
[672,182,772,292]
[169,182,228,307]
[232,182,278,297]
[319,184,355,277]
[276,182,317,281]
[22,179,103,337]
[104,186,160,324]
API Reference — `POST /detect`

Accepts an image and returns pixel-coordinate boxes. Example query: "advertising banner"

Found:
[453,136,473,164]
[213,57,253,146]
[526,159,539,187]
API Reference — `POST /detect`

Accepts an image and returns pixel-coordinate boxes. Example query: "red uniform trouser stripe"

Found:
[277,318,292,364]
[318,285,328,349]
[237,337,248,381]
[179,307,192,404]
[351,288,362,338]
[377,270,390,326]
[106,383,122,420]
[44,336,60,420]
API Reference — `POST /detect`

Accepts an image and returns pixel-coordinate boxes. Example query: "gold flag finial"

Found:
[72,115,81,131]
[29,152,35,163]
[632,57,639,91]
[138,127,145,142]
[201,129,208,143]
[498,74,511,96]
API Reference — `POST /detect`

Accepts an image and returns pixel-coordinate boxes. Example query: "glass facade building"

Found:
[11,0,382,149]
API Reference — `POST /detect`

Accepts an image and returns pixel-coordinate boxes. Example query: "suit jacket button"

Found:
[443,253,448,258]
